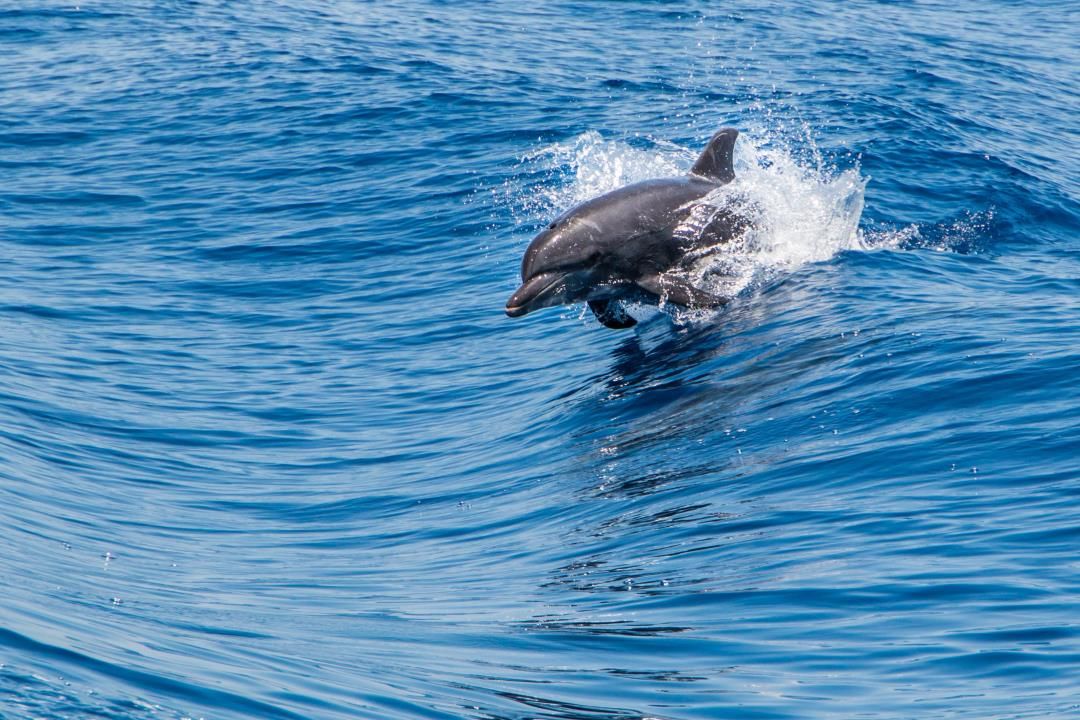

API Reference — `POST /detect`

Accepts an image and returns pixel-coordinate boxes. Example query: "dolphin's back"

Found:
[571,177,717,239]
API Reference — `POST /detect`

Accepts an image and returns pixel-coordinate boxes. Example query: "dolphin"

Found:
[505,128,749,329]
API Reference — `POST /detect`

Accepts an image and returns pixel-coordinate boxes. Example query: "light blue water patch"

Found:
[0,1,1077,719]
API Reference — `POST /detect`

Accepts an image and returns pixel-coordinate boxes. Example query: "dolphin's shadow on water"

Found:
[547,267,854,512]
[605,315,732,392]
[579,274,797,400]
[540,281,797,508]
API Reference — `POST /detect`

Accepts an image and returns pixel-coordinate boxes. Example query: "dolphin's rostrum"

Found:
[506,128,748,329]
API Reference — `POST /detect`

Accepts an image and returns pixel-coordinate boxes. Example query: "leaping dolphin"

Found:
[505,128,749,329]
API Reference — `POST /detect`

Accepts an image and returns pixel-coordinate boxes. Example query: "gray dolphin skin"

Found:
[505,128,747,329]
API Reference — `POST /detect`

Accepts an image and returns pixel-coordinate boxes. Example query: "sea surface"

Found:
[1,2,1078,719]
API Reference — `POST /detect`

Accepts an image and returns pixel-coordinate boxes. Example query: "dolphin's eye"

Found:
[548,222,557,229]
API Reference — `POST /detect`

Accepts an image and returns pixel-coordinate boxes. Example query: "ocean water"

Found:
[1,1,1078,718]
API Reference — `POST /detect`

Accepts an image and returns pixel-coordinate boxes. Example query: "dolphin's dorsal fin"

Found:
[689,128,738,183]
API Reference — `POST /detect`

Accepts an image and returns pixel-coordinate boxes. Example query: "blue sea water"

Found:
[1,1,1078,718]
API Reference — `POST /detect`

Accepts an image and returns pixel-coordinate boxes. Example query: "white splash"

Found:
[512,130,871,314]
[691,134,869,299]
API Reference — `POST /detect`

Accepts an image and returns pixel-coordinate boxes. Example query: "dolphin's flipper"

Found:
[588,299,638,329]
[689,128,738,184]
[637,273,728,309]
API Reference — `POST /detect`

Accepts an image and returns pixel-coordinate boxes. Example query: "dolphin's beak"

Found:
[505,271,566,318]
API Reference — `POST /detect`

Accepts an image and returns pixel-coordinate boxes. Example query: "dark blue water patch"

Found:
[0,662,170,720]
[0,130,93,147]
[3,191,146,210]
[0,628,310,719]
